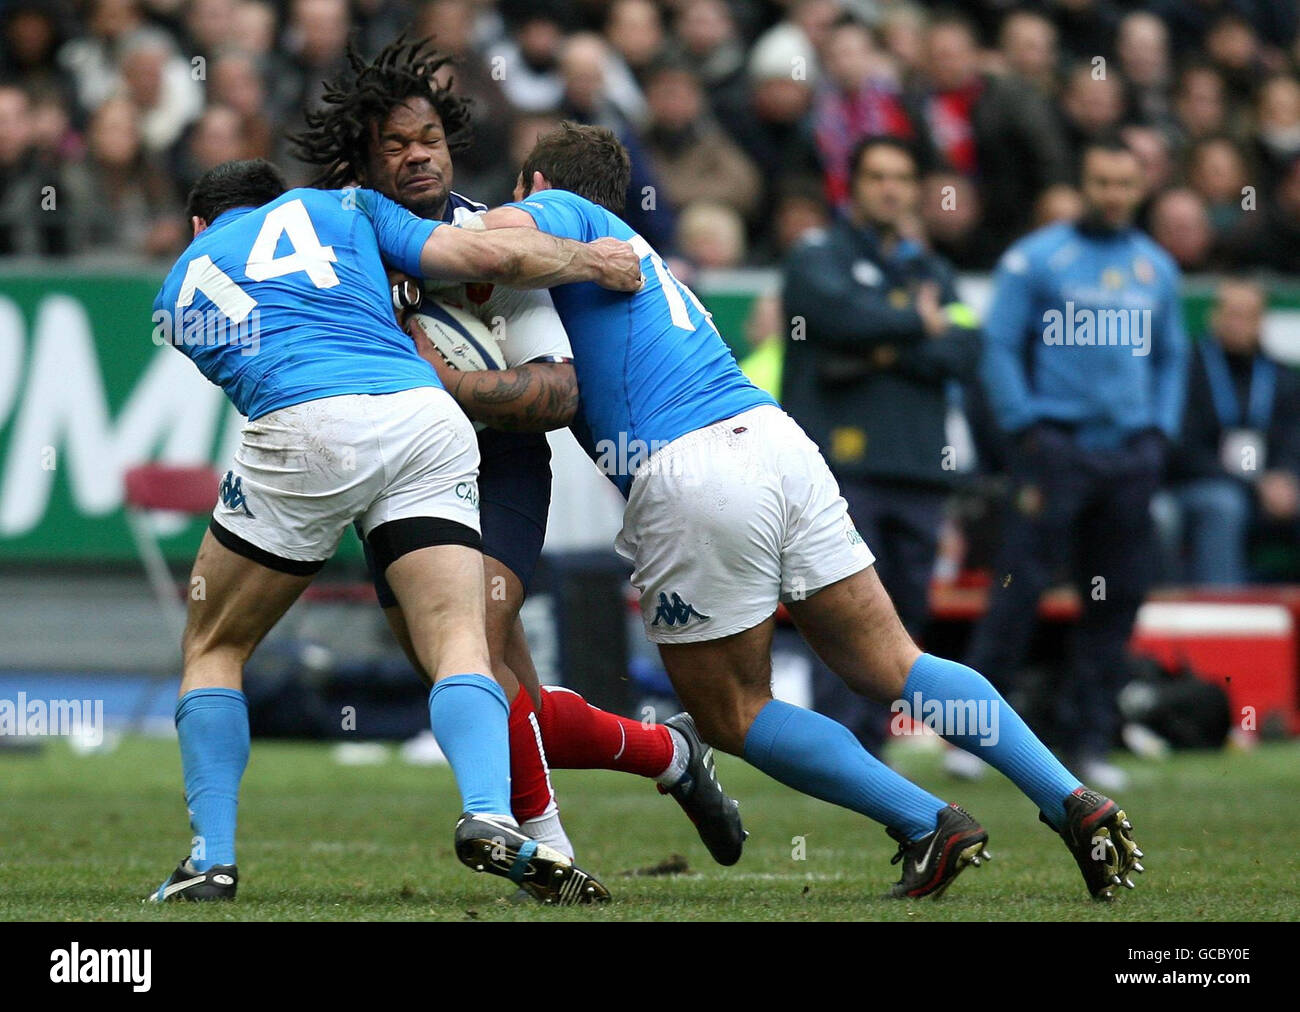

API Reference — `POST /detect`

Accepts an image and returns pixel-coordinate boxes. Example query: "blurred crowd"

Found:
[3,0,1300,267]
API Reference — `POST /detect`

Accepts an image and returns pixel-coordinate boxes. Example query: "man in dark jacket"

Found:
[782,135,981,755]
[1160,278,1300,584]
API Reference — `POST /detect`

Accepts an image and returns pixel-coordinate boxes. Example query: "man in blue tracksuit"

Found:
[967,137,1188,790]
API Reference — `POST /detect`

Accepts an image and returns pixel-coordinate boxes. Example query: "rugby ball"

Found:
[410,299,506,372]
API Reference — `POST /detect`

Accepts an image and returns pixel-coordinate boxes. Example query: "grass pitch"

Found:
[3,736,1296,921]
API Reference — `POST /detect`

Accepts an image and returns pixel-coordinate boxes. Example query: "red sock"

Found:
[508,689,556,822]
[537,686,675,778]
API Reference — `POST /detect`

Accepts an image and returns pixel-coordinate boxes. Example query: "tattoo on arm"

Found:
[452,362,578,432]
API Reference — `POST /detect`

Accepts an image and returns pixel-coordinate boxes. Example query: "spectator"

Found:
[1223,157,1300,273]
[174,104,249,197]
[1059,62,1128,176]
[966,138,1187,790]
[749,175,831,264]
[282,0,351,124]
[904,11,1069,250]
[355,0,419,58]
[232,0,278,58]
[673,0,748,115]
[558,32,672,250]
[208,49,274,160]
[119,28,204,156]
[1121,124,1175,205]
[28,88,83,168]
[184,0,238,62]
[1151,0,1287,57]
[558,30,645,128]
[416,0,516,205]
[60,96,182,257]
[1047,0,1122,64]
[714,22,821,249]
[1204,12,1267,108]
[58,0,149,118]
[605,0,666,84]
[488,8,570,113]
[1252,75,1300,200]
[878,3,927,85]
[998,9,1059,99]
[783,0,842,73]
[781,135,980,758]
[738,292,786,398]
[1148,187,1217,271]
[812,15,911,207]
[1116,12,1173,128]
[676,201,746,269]
[0,85,47,256]
[1173,63,1233,146]
[1187,137,1250,235]
[1159,279,1300,584]
[642,62,760,222]
[919,170,999,270]
[2,2,73,98]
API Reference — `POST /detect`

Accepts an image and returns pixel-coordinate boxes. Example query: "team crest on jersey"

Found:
[219,470,255,518]
[651,592,710,628]
[1133,257,1155,285]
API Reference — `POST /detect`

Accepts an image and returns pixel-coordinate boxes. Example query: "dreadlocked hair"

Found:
[290,36,473,189]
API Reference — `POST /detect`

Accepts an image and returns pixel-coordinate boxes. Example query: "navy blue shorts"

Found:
[365,429,553,608]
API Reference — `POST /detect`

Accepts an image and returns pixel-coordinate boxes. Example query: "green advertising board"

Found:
[0,267,1290,564]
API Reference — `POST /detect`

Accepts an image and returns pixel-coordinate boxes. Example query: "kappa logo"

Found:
[218,470,254,517]
[651,592,711,628]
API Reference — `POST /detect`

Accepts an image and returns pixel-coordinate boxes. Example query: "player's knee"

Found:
[692,693,770,756]
[424,630,492,681]
[180,629,248,673]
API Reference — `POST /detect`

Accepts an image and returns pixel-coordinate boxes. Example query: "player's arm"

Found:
[393,275,579,432]
[422,351,579,432]
[359,186,639,291]
[419,225,639,291]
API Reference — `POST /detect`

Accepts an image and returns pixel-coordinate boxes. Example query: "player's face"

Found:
[366,97,454,218]
[851,145,918,232]
[1080,149,1144,230]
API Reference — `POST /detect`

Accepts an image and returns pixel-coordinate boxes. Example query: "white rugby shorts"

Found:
[211,386,480,566]
[615,405,875,643]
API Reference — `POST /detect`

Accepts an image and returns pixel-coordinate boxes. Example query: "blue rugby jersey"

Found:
[980,221,1188,448]
[154,186,442,420]
[505,188,775,495]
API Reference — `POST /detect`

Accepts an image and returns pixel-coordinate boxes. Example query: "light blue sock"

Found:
[428,674,513,817]
[904,653,1082,829]
[743,699,946,840]
[175,688,249,871]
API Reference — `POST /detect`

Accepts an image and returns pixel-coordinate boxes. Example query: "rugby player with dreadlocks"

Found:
[292,38,746,882]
